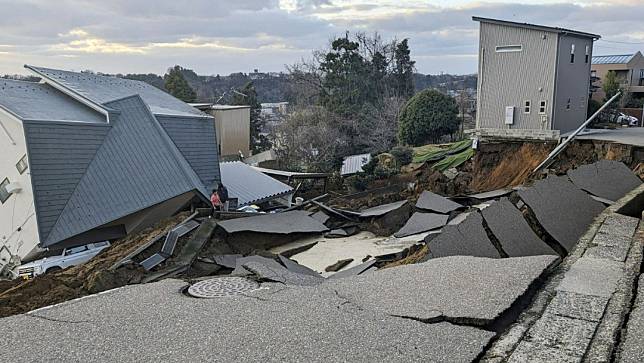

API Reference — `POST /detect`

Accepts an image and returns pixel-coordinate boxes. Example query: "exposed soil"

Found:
[0,212,190,318]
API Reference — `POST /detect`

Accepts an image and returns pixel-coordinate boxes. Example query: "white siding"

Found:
[0,111,40,265]
[477,22,558,130]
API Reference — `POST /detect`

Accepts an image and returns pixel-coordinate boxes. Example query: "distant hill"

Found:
[3,69,478,104]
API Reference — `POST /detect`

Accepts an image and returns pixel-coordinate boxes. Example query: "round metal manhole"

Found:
[187,277,260,298]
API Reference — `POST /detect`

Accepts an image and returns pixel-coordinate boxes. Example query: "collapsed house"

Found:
[0,66,221,274]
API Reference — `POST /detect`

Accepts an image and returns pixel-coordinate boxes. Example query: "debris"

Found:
[416,191,463,214]
[219,161,294,207]
[393,212,448,238]
[566,160,642,202]
[359,200,408,218]
[425,212,501,259]
[481,198,558,257]
[443,167,459,180]
[270,241,318,258]
[325,226,359,238]
[213,254,243,269]
[310,211,330,224]
[311,200,359,221]
[517,176,604,253]
[432,146,475,172]
[325,258,354,272]
[140,220,200,271]
[327,259,377,279]
[217,210,328,234]
[241,260,324,286]
[278,255,321,277]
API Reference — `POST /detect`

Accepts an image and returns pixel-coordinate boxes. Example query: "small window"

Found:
[539,101,547,114]
[16,155,28,174]
[0,178,10,204]
[495,45,522,53]
[585,45,590,63]
[591,70,597,78]
[566,98,571,110]
[570,44,575,63]
[523,100,531,114]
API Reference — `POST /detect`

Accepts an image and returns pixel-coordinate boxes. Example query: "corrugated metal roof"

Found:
[473,16,600,39]
[0,79,105,122]
[220,161,293,206]
[39,95,205,246]
[25,65,206,117]
[592,54,634,65]
[341,153,371,175]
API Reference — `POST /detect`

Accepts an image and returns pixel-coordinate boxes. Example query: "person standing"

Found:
[217,182,229,212]
[210,189,222,215]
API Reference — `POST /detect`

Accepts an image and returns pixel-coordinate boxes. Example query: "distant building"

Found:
[191,104,251,158]
[591,52,644,102]
[473,17,600,138]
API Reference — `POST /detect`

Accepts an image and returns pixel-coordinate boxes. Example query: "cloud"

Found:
[0,0,643,76]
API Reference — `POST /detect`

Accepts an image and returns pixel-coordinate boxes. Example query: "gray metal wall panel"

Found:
[157,115,221,191]
[477,22,558,130]
[43,96,201,246]
[23,120,111,241]
[553,35,594,133]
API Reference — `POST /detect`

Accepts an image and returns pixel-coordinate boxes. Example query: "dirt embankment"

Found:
[0,212,189,318]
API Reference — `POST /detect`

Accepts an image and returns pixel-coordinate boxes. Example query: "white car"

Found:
[617,113,639,126]
[15,241,110,280]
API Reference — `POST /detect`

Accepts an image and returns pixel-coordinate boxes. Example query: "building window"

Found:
[16,155,28,174]
[566,98,571,110]
[539,101,547,114]
[523,100,531,114]
[570,44,575,63]
[585,45,590,63]
[495,45,522,53]
[591,70,597,78]
[0,178,10,204]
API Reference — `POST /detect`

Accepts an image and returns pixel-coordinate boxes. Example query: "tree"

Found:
[398,89,459,146]
[392,39,415,98]
[231,82,271,154]
[164,65,196,102]
[602,70,621,104]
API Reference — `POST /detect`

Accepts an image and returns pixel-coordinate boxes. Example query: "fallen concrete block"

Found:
[325,258,353,272]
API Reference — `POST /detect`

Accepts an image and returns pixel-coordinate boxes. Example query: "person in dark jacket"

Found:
[217,182,229,211]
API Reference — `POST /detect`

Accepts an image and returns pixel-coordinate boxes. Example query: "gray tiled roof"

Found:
[592,54,634,65]
[219,161,293,206]
[38,96,206,246]
[0,79,105,122]
[25,65,205,117]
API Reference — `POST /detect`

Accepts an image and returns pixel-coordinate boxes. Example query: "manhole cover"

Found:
[187,277,260,298]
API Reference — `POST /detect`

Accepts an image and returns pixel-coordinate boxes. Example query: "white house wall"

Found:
[0,111,40,265]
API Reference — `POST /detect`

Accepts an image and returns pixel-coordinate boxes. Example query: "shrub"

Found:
[398,89,459,146]
[390,146,413,166]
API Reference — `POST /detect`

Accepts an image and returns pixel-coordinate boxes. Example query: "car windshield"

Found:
[64,245,89,256]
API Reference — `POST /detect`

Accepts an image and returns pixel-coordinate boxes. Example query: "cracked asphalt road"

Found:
[0,255,557,362]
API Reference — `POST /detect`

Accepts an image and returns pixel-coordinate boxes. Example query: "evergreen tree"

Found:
[164,65,196,102]
[398,89,459,146]
[232,82,271,154]
[392,39,415,98]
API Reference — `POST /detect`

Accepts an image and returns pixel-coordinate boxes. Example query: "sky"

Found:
[1,0,644,76]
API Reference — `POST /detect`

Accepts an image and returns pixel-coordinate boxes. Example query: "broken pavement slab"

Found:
[324,255,558,327]
[358,200,408,218]
[393,212,448,238]
[425,212,501,259]
[567,160,642,202]
[416,190,463,214]
[277,255,321,277]
[217,210,329,234]
[327,259,377,280]
[517,175,605,253]
[0,279,495,362]
[481,198,557,257]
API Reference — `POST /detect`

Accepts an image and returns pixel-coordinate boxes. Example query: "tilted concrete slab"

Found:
[278,255,322,277]
[0,279,495,362]
[394,212,448,238]
[324,255,558,325]
[218,210,328,234]
[416,191,463,213]
[426,212,501,259]
[567,160,642,202]
[358,200,408,218]
[517,176,605,253]
[241,261,324,286]
[327,260,377,280]
[481,198,557,257]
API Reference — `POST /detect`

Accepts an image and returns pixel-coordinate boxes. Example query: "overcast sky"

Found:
[1,0,643,76]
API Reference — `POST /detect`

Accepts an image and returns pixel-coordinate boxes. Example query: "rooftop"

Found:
[473,16,601,39]
[219,161,293,206]
[592,54,636,65]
